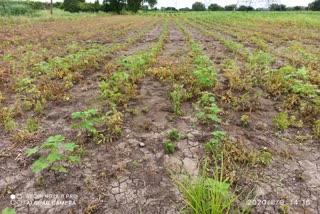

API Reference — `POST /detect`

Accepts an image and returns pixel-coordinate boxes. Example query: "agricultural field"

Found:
[0,11,320,214]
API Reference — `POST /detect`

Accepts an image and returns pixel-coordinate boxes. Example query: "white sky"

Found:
[155,0,313,9]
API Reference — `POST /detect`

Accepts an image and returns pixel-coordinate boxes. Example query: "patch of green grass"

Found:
[173,159,251,214]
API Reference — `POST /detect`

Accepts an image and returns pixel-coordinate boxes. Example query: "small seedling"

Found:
[142,107,149,113]
[26,135,80,173]
[241,114,250,127]
[168,129,180,141]
[167,116,174,122]
[132,161,138,168]
[259,151,273,165]
[128,108,138,116]
[279,204,289,214]
[273,112,289,131]
[313,120,320,137]
[165,140,175,153]
[289,116,303,128]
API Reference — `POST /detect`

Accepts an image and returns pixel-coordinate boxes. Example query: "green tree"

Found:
[127,0,142,12]
[102,0,111,12]
[269,4,286,11]
[179,7,190,11]
[110,0,125,14]
[208,3,223,11]
[93,0,100,12]
[238,5,254,11]
[63,0,80,12]
[224,4,236,11]
[309,0,320,10]
[192,1,206,11]
[145,0,157,9]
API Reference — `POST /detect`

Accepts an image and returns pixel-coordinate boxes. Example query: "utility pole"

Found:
[50,0,53,15]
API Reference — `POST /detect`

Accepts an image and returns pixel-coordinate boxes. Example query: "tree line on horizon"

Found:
[1,0,320,16]
[187,1,320,12]
[61,0,320,13]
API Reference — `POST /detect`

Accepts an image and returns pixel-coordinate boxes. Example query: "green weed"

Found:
[259,151,273,165]
[71,108,101,136]
[194,92,223,124]
[168,129,180,141]
[173,159,251,214]
[241,114,250,127]
[273,112,289,131]
[165,140,175,154]
[26,135,80,173]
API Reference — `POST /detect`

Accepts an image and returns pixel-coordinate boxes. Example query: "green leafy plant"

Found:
[194,92,223,124]
[273,112,289,131]
[193,66,217,89]
[71,109,101,136]
[26,135,80,173]
[165,140,175,154]
[205,131,227,154]
[168,129,180,141]
[241,114,250,127]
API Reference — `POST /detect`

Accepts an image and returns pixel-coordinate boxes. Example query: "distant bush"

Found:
[179,7,191,11]
[0,1,52,16]
[237,5,254,11]
[27,1,50,10]
[208,3,224,11]
[63,0,80,13]
[269,4,287,11]
[79,0,101,13]
[0,2,34,16]
[224,4,237,11]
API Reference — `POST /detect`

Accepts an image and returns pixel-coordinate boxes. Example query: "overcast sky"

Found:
[155,0,314,9]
